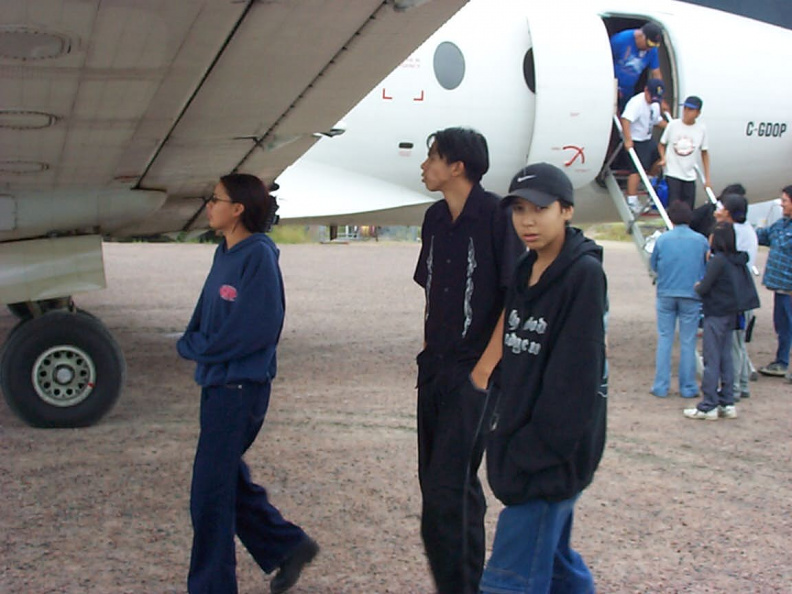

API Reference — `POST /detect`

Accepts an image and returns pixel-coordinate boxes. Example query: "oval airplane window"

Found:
[433,41,465,90]
[523,48,536,94]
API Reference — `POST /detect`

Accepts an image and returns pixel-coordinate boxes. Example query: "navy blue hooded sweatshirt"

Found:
[486,227,608,506]
[177,233,284,387]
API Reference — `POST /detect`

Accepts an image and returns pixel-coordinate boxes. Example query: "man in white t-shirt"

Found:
[658,95,711,209]
[621,79,667,212]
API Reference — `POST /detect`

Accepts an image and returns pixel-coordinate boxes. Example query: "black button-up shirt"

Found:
[414,183,523,373]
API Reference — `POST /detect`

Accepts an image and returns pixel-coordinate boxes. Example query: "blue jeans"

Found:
[652,296,701,397]
[731,311,753,394]
[479,496,594,594]
[772,292,792,367]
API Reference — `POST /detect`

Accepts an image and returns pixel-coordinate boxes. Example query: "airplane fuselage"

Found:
[277,0,792,226]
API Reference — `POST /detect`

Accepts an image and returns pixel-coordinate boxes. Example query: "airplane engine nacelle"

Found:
[523,8,615,188]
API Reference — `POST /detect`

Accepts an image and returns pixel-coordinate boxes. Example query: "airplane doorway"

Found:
[602,16,678,118]
[599,15,679,176]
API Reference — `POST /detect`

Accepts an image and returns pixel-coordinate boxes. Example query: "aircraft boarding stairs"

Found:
[600,114,673,272]
[599,114,718,377]
[599,114,718,273]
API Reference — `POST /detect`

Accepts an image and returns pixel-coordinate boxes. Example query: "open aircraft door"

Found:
[524,8,615,189]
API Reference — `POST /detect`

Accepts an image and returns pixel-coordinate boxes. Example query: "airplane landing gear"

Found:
[1,309,125,427]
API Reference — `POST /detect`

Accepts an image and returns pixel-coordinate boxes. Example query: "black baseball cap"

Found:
[642,22,662,44]
[502,163,574,207]
[682,95,703,110]
[647,78,665,102]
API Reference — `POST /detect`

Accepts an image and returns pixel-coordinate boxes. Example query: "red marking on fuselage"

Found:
[562,145,585,166]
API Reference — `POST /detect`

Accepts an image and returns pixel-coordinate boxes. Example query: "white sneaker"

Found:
[718,405,737,419]
[683,407,718,420]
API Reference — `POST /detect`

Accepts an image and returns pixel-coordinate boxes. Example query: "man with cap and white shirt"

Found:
[481,163,607,594]
[658,95,711,210]
[621,79,667,213]
[611,22,664,112]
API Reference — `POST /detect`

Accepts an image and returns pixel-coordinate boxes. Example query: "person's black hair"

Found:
[426,127,489,183]
[641,21,662,43]
[219,173,276,233]
[710,221,736,254]
[690,203,716,237]
[782,184,792,198]
[667,200,693,225]
[719,183,746,198]
[721,193,748,224]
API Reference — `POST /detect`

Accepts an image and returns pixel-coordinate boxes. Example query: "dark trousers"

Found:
[699,315,735,411]
[417,369,490,594]
[667,176,696,210]
[188,382,306,594]
[773,292,792,367]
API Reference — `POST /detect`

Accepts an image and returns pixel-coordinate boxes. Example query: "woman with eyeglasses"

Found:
[178,173,319,594]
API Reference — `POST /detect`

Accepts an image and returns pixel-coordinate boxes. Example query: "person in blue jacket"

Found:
[610,22,663,113]
[649,201,709,399]
[178,173,318,594]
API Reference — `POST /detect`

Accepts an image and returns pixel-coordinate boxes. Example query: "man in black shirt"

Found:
[413,127,522,594]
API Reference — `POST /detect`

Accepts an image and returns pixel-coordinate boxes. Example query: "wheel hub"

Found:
[32,345,96,407]
[54,365,75,385]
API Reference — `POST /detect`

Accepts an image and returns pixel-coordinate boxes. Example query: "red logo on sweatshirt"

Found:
[219,285,238,302]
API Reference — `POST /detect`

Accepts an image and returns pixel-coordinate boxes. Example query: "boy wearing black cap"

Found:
[658,95,711,209]
[480,163,608,593]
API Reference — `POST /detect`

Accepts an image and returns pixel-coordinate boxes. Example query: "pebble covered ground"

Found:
[1,240,790,593]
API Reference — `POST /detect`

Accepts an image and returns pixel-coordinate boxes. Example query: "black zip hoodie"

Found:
[486,227,608,505]
[695,251,750,317]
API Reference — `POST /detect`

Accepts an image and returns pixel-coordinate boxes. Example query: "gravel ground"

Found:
[1,239,790,593]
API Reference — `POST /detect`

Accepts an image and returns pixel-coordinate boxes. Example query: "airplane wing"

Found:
[1,0,467,237]
[0,0,468,428]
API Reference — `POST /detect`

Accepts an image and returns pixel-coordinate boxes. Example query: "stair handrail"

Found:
[612,114,673,229]
[694,163,718,204]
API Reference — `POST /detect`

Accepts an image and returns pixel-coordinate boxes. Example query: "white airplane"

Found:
[276,0,792,227]
[2,0,791,428]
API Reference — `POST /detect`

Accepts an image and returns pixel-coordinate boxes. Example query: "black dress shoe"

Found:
[270,537,320,594]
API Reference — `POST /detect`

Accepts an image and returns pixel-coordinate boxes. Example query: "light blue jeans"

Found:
[652,296,701,397]
[731,311,753,394]
[479,496,594,594]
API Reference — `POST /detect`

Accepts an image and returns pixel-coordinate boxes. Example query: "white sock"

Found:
[627,195,638,205]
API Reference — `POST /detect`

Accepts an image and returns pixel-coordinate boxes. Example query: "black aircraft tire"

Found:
[0,310,126,428]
